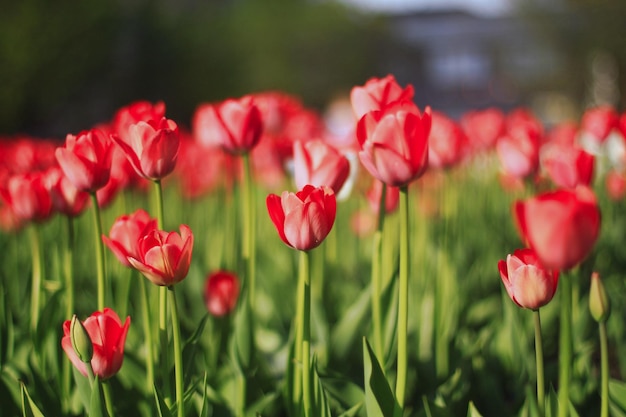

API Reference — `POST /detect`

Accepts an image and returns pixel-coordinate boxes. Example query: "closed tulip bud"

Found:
[204,271,240,317]
[69,315,93,363]
[589,272,610,322]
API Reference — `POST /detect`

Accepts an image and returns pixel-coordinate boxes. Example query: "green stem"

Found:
[62,218,75,411]
[168,287,184,417]
[159,285,171,405]
[599,321,609,417]
[301,250,312,417]
[138,272,155,393]
[394,186,410,417]
[89,193,106,311]
[28,225,42,334]
[242,154,256,311]
[103,381,115,417]
[372,183,387,364]
[558,273,572,417]
[152,180,171,404]
[534,309,545,417]
[293,251,305,413]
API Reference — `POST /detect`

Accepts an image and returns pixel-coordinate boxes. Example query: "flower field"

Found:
[1,75,626,417]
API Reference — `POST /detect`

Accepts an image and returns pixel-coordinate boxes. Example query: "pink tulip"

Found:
[293,139,350,194]
[61,308,130,380]
[514,186,601,271]
[350,74,415,119]
[103,209,158,267]
[498,248,559,310]
[266,185,336,251]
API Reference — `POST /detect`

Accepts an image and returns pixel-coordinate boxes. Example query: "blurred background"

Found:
[2,0,626,137]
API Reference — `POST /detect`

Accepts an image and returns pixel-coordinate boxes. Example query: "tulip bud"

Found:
[589,272,610,322]
[70,315,93,363]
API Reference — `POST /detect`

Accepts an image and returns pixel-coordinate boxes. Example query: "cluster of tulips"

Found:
[0,73,624,417]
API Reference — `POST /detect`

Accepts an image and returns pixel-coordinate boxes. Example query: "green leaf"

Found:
[232,289,254,371]
[381,272,398,368]
[89,377,108,417]
[609,379,626,416]
[331,285,371,360]
[20,381,45,417]
[363,337,395,417]
[153,383,173,417]
[466,401,483,417]
[72,366,92,413]
[311,356,332,417]
[337,402,363,417]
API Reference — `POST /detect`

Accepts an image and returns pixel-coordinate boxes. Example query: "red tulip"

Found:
[581,105,619,143]
[204,270,240,317]
[350,74,415,119]
[266,185,336,251]
[356,105,430,187]
[103,209,158,268]
[55,129,113,193]
[112,117,180,181]
[496,126,541,179]
[128,225,194,286]
[505,108,544,139]
[61,308,130,380]
[605,169,626,201]
[461,108,505,152]
[112,100,166,144]
[293,139,350,194]
[366,179,399,214]
[0,172,53,223]
[498,248,559,310]
[514,186,601,271]
[428,111,469,169]
[45,167,90,218]
[193,95,263,155]
[542,143,595,189]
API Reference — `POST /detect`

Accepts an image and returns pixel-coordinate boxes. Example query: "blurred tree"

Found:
[0,0,386,136]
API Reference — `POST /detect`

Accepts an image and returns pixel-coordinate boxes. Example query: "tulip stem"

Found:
[599,320,609,417]
[293,251,305,413]
[103,381,115,417]
[534,309,545,417]
[300,250,312,417]
[394,186,410,417]
[89,193,106,311]
[62,218,75,411]
[27,225,42,334]
[168,286,185,417]
[558,273,572,417]
[138,271,155,393]
[372,183,387,365]
[152,179,171,404]
[242,153,256,311]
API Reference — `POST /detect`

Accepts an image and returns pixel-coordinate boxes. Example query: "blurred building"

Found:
[379,9,574,121]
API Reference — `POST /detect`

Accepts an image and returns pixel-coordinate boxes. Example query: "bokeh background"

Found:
[2,0,626,137]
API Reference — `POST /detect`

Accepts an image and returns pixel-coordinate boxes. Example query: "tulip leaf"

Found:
[337,402,363,417]
[381,272,398,368]
[283,333,299,417]
[20,381,45,417]
[153,383,173,417]
[363,337,395,417]
[245,391,280,417]
[466,401,483,417]
[609,378,626,415]
[232,288,254,371]
[311,356,332,417]
[89,377,108,417]
[72,366,92,413]
[330,284,371,360]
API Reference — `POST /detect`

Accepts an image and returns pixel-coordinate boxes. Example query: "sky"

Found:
[339,0,513,16]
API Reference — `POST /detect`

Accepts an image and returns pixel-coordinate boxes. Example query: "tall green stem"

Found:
[599,321,609,417]
[138,271,155,393]
[534,309,545,417]
[89,193,106,311]
[62,218,75,410]
[372,183,387,364]
[394,186,410,417]
[152,180,171,404]
[300,250,312,417]
[242,154,256,311]
[293,251,305,413]
[168,287,184,417]
[27,225,42,334]
[103,381,115,417]
[558,273,572,417]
